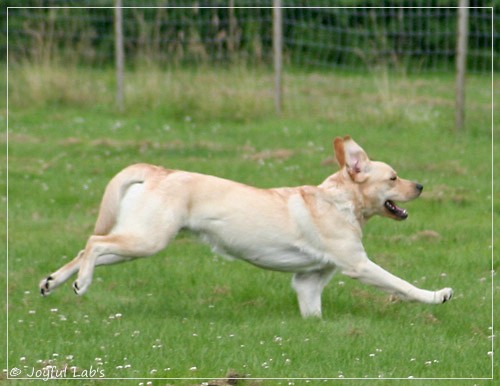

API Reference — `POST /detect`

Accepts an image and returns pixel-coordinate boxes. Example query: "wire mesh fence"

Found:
[4,1,497,126]
[4,1,498,73]
[285,5,496,73]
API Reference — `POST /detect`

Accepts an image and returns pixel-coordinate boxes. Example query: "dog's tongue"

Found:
[385,200,408,220]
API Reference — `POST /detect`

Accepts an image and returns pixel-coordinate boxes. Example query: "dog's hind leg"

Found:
[40,236,164,296]
[72,175,188,295]
[40,250,85,296]
[292,267,336,318]
[72,230,173,295]
[40,246,133,296]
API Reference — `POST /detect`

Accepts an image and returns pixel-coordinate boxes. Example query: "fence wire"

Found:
[4,1,498,73]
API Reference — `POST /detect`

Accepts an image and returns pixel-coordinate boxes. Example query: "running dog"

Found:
[40,136,453,318]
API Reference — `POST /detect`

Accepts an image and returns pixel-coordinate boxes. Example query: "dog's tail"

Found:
[93,163,154,235]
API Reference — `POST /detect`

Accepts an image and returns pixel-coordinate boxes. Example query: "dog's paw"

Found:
[435,287,453,304]
[39,276,54,296]
[72,279,90,296]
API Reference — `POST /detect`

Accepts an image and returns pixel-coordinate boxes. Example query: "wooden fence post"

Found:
[273,0,283,116]
[455,0,469,132]
[228,0,237,60]
[114,0,125,112]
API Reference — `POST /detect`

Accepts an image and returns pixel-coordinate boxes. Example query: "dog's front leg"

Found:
[342,258,453,304]
[292,267,336,318]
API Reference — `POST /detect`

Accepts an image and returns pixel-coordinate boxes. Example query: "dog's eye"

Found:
[390,176,397,181]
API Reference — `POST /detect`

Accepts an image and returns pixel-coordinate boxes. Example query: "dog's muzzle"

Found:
[384,200,408,220]
[384,183,423,220]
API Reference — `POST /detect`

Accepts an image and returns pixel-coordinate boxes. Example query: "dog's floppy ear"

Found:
[333,136,370,182]
[333,137,346,168]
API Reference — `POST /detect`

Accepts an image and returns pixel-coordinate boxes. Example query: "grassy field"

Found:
[3,64,498,385]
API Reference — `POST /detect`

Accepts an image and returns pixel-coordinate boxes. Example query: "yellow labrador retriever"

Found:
[40,136,453,318]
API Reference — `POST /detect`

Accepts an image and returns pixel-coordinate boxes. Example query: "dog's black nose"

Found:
[416,183,424,192]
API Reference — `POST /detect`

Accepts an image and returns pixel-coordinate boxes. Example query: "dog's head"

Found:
[331,136,423,221]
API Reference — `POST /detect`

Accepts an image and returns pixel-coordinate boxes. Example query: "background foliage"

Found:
[4,1,499,72]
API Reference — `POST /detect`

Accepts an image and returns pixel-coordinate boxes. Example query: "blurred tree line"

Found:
[3,0,498,72]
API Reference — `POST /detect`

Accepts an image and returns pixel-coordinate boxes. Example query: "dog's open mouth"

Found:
[384,200,408,220]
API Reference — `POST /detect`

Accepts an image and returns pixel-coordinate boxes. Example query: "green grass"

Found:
[3,64,498,385]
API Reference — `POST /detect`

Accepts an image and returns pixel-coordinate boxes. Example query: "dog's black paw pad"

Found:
[40,276,54,296]
[441,288,453,303]
[45,276,53,288]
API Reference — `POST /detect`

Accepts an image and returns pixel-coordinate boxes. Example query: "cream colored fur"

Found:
[40,136,453,318]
